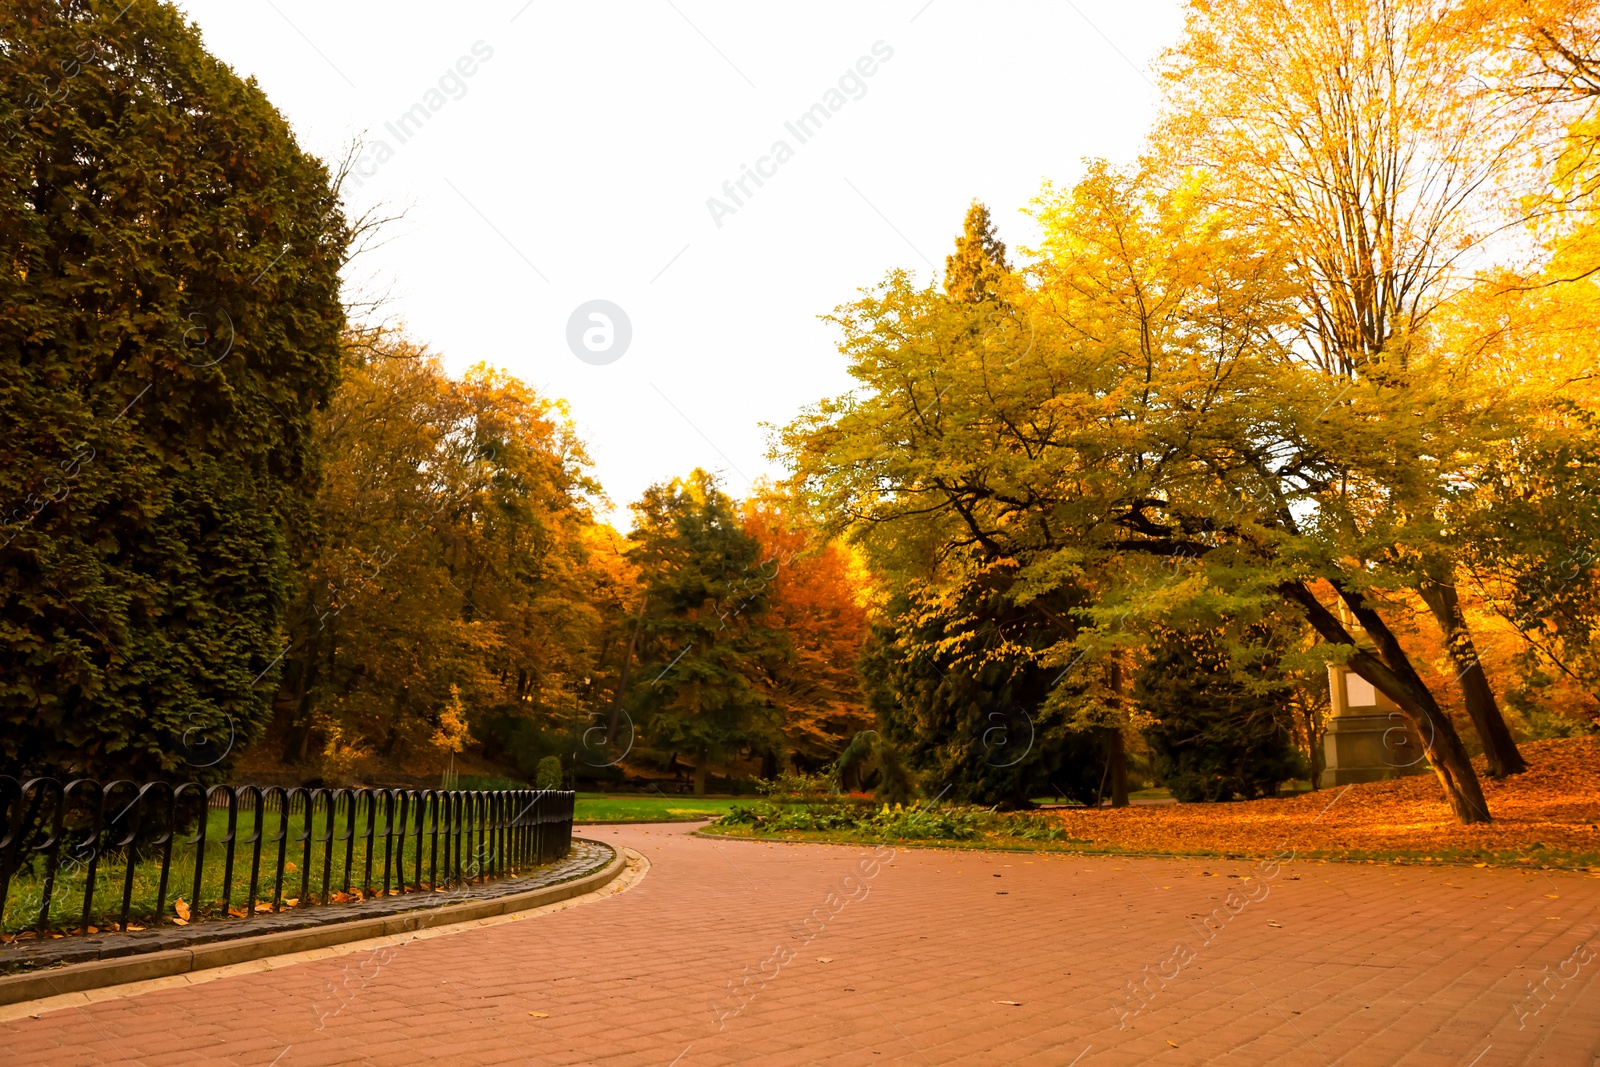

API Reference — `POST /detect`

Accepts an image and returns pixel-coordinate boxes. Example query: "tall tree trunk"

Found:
[280,646,319,764]
[606,599,647,742]
[1280,582,1491,824]
[1107,728,1129,808]
[694,746,708,796]
[1108,660,1130,807]
[1303,703,1320,791]
[1416,559,1526,777]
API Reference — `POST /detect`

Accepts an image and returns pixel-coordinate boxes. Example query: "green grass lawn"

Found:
[3,801,555,936]
[574,794,743,823]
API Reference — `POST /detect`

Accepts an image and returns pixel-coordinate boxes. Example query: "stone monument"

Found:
[1320,604,1429,786]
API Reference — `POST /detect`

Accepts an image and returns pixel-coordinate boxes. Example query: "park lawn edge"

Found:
[693,827,1600,874]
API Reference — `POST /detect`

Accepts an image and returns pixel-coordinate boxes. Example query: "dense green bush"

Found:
[714,800,1067,842]
[536,755,565,791]
[1136,629,1305,802]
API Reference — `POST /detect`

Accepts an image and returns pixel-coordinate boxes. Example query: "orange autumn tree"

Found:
[739,496,872,773]
[273,337,610,782]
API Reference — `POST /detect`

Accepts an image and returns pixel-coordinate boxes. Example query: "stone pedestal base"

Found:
[1320,713,1429,787]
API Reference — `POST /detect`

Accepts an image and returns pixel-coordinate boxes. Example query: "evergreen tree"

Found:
[625,471,788,794]
[858,579,1109,810]
[1135,629,1304,802]
[0,0,348,781]
[943,200,1010,303]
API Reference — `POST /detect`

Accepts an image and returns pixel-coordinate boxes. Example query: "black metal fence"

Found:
[0,779,575,936]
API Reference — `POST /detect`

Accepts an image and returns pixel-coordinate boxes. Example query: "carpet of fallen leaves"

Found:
[1041,736,1600,869]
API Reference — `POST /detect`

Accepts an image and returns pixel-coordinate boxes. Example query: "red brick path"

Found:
[4,822,1598,1065]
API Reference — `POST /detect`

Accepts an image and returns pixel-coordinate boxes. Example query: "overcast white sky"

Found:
[170,1,1186,523]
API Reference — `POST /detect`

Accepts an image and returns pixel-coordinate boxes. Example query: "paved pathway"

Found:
[4,823,1598,1065]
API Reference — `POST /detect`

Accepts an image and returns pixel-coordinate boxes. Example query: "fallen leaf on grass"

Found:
[227,906,247,919]
[331,892,351,904]
[171,917,188,926]
[174,899,191,921]
[253,902,274,913]
[283,898,298,908]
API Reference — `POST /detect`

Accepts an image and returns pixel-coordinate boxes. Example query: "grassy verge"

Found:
[574,794,742,823]
[2,806,548,937]
[700,821,1600,870]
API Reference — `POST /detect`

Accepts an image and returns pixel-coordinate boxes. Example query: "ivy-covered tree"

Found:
[0,0,348,780]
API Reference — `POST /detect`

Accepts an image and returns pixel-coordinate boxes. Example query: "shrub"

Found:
[755,771,835,800]
[535,756,565,791]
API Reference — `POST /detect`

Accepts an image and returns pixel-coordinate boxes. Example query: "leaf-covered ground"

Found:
[1045,736,1600,869]
[706,737,1600,870]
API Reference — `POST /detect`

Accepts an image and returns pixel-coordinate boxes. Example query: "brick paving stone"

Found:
[3,824,1599,1064]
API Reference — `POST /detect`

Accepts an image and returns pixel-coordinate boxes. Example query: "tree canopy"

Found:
[1,0,347,781]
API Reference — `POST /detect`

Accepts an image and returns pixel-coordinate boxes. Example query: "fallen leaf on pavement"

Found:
[994,1000,1022,1006]
[816,957,832,963]
[528,1012,549,1018]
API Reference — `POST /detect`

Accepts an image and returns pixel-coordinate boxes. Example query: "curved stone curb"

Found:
[0,839,628,1010]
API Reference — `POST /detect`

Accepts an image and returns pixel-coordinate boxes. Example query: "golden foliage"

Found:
[1047,737,1600,865]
